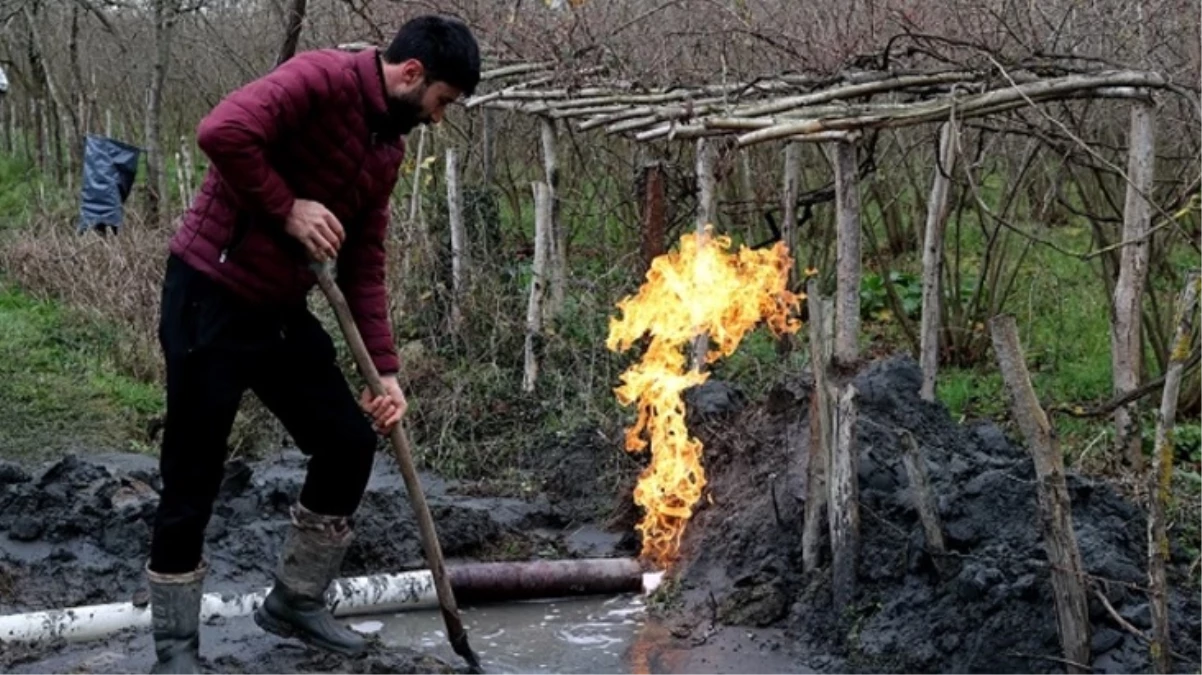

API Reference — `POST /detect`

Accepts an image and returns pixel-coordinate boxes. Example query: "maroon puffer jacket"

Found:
[170,47,405,374]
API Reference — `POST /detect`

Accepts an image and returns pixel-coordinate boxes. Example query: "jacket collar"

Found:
[352,47,401,141]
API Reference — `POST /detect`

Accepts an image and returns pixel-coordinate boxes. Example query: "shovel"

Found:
[311,261,484,674]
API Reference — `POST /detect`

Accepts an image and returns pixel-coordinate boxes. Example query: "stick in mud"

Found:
[1147,271,1199,674]
[898,429,946,556]
[990,314,1091,673]
[828,383,860,610]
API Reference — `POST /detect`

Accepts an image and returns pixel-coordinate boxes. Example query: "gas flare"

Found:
[606,226,802,569]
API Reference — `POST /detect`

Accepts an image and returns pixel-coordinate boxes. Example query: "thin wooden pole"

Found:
[523,182,552,393]
[640,161,666,271]
[832,140,862,365]
[828,383,860,609]
[920,120,959,401]
[1147,271,1199,673]
[782,142,801,285]
[803,279,833,573]
[446,147,468,334]
[990,314,1091,673]
[692,138,718,370]
[1112,101,1155,470]
[540,117,565,317]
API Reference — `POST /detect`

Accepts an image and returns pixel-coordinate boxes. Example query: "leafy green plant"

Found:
[861,271,923,323]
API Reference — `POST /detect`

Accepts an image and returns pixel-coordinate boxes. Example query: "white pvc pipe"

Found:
[0,569,438,646]
[1,567,665,646]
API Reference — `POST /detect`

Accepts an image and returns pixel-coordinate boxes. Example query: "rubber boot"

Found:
[146,561,207,674]
[253,503,366,656]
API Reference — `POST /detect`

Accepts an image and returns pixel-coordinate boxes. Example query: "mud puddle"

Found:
[349,593,811,674]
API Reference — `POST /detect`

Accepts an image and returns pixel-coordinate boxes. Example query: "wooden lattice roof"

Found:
[466,62,1169,147]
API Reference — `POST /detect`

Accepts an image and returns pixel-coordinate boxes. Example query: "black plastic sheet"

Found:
[78,134,141,233]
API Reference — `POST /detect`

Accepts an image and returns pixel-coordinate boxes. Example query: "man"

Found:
[145,16,479,673]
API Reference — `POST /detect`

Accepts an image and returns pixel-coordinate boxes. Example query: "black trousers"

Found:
[149,254,377,575]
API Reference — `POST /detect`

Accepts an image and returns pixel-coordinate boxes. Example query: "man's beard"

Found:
[386,90,428,135]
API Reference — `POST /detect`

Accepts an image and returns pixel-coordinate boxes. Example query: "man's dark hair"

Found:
[383,15,481,97]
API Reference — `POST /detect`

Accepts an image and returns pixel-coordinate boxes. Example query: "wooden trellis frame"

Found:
[464,57,1184,670]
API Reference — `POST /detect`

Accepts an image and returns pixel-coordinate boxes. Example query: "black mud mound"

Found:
[0,451,548,611]
[670,355,1202,674]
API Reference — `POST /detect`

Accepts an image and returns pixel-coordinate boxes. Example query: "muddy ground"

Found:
[1,355,1199,674]
[0,433,637,673]
[667,356,1202,674]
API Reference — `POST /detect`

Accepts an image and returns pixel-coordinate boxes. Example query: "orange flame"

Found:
[606,226,802,569]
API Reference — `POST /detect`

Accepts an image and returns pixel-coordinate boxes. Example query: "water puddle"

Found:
[368,594,645,673]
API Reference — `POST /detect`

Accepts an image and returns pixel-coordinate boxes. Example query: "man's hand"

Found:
[285,199,345,262]
[360,375,407,435]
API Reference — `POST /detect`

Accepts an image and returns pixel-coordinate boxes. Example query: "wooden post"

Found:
[920,121,958,401]
[803,279,834,573]
[782,143,801,283]
[990,314,1091,672]
[105,108,112,138]
[832,140,861,366]
[640,161,666,271]
[446,147,468,333]
[1112,101,1155,470]
[540,117,565,317]
[1148,271,1199,674]
[741,150,758,242]
[777,143,803,354]
[899,430,945,554]
[691,137,718,370]
[523,182,553,393]
[828,383,860,609]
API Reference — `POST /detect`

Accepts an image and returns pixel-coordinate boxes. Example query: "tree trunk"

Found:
[990,314,1091,673]
[145,0,175,224]
[1112,102,1155,470]
[1147,272,1199,674]
[832,140,862,366]
[275,0,309,66]
[691,137,718,370]
[446,147,468,334]
[523,182,553,392]
[540,118,565,317]
[920,121,959,401]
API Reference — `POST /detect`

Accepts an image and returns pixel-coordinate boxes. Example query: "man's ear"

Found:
[398,59,426,87]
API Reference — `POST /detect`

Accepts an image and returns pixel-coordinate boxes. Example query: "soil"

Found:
[666,355,1202,674]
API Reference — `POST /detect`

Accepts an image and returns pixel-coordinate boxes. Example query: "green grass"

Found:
[0,282,163,462]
